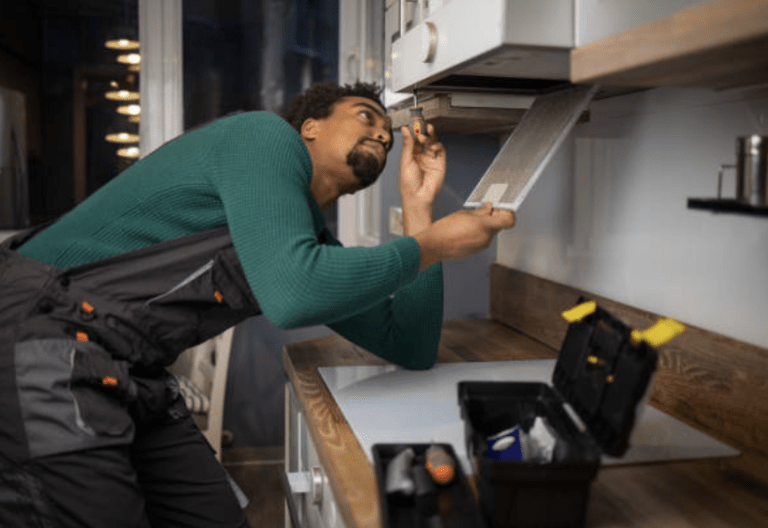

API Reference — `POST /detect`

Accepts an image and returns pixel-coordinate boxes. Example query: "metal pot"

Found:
[718,135,768,207]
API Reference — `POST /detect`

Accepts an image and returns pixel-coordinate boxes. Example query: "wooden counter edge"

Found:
[283,334,384,528]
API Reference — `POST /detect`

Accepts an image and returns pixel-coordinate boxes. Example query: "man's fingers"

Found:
[474,202,493,215]
[402,125,434,156]
[476,202,515,229]
[423,140,445,159]
[400,125,416,156]
[489,209,516,229]
[414,132,430,147]
[415,124,440,148]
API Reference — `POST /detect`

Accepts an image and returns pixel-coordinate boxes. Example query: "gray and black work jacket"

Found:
[0,226,261,463]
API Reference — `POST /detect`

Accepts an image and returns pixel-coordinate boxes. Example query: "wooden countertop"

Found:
[283,318,768,528]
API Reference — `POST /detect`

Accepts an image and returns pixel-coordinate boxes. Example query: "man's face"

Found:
[313,96,393,190]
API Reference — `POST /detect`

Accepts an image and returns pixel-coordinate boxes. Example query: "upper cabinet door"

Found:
[388,0,574,95]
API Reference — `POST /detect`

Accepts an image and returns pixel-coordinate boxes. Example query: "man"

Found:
[0,82,514,527]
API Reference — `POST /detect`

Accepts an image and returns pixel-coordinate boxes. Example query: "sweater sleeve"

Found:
[328,254,444,370]
[210,112,423,329]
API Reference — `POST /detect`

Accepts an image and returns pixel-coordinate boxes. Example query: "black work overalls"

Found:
[0,226,261,528]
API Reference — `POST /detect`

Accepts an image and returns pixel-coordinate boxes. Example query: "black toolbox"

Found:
[458,300,673,528]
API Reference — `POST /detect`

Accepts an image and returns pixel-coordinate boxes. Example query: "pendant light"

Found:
[106,131,140,144]
[117,104,141,116]
[104,0,139,51]
[105,117,139,144]
[105,89,140,102]
[117,146,140,159]
[116,53,141,66]
[105,80,139,102]
[118,104,141,124]
[104,32,139,51]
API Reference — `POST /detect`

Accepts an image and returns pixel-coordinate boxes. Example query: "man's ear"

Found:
[301,118,319,141]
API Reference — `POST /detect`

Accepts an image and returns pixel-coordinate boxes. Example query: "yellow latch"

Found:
[631,318,685,347]
[561,301,597,323]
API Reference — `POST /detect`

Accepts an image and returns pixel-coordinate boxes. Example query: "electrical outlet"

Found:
[389,206,403,236]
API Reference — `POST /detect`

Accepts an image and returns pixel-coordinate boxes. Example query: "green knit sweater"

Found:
[19,111,443,369]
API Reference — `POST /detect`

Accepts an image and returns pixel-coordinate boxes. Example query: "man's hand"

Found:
[413,203,516,271]
[399,124,446,235]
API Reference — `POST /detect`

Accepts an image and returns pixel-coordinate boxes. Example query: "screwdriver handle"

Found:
[409,106,427,137]
[425,445,455,485]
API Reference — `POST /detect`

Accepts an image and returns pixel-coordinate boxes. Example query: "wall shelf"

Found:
[687,198,768,216]
[571,0,768,90]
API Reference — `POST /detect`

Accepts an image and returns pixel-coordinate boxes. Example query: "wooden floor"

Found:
[222,445,286,528]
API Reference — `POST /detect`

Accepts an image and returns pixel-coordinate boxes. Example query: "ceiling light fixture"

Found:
[105,89,140,102]
[104,1,139,51]
[117,146,140,159]
[105,37,139,51]
[117,53,141,65]
[117,104,141,116]
[105,131,140,144]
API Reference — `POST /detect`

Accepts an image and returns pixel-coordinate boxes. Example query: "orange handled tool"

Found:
[409,106,426,136]
[409,89,427,137]
[425,444,454,485]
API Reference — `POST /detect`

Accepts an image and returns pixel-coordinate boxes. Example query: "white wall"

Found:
[497,86,768,349]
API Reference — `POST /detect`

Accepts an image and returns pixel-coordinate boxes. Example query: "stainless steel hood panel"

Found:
[389,0,574,94]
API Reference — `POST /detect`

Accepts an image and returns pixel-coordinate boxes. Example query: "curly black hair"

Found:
[281,82,385,132]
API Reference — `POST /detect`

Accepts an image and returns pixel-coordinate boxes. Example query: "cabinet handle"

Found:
[310,466,324,505]
[282,468,326,528]
[285,471,312,494]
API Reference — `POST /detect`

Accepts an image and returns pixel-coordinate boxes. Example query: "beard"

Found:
[346,141,386,189]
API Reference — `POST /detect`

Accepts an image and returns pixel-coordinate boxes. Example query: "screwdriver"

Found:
[425,444,455,485]
[409,89,427,137]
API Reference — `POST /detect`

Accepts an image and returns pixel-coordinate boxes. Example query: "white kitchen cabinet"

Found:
[284,383,347,528]
[387,0,574,96]
[384,0,710,97]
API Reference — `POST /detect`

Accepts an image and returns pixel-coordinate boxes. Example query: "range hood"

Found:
[386,0,574,99]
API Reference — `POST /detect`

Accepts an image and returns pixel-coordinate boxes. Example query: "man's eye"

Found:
[359,111,373,122]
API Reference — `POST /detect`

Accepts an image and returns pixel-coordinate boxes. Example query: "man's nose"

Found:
[375,128,392,149]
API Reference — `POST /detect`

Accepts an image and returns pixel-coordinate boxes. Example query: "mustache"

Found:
[357,138,388,151]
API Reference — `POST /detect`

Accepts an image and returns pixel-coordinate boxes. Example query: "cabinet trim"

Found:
[571,0,768,89]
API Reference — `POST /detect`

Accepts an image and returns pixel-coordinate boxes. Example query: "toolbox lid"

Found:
[552,300,659,457]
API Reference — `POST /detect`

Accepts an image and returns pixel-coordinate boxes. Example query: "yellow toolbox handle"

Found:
[631,318,685,347]
[561,301,597,323]
[562,301,685,347]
